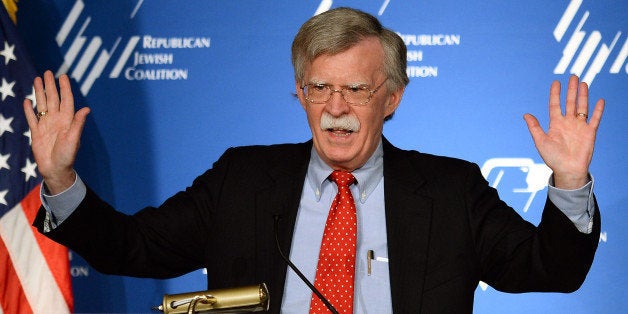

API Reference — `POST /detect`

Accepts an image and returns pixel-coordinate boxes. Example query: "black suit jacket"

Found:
[35,138,600,313]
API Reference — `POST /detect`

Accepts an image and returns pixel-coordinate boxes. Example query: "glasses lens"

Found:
[343,87,370,105]
[305,85,328,103]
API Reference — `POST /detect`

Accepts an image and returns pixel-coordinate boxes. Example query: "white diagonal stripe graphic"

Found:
[571,31,601,77]
[378,0,390,16]
[582,32,622,85]
[131,0,144,19]
[315,0,332,16]
[56,0,84,46]
[609,36,628,74]
[554,0,582,42]
[554,12,588,74]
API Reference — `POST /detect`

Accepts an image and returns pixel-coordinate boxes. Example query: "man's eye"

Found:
[346,86,366,93]
[311,84,327,92]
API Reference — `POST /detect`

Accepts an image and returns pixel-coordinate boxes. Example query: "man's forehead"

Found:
[303,64,384,85]
[306,77,372,85]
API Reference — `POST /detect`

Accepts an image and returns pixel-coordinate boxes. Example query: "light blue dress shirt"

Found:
[281,141,391,313]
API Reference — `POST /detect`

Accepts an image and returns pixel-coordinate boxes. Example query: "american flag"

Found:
[0,4,73,314]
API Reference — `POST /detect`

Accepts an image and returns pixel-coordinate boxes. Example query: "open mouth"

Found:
[326,128,354,136]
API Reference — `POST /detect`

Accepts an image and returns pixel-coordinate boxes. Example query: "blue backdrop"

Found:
[14,0,627,312]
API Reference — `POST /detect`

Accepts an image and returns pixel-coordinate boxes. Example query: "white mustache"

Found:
[320,112,360,132]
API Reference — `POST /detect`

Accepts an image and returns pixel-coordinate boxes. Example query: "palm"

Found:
[524,76,604,190]
[23,71,90,194]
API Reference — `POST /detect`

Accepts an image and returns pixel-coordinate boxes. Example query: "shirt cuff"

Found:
[40,171,87,230]
[547,174,595,234]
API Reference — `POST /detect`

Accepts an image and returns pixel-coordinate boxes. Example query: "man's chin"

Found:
[319,148,363,170]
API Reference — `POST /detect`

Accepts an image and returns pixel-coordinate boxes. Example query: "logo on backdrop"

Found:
[554,0,627,85]
[398,33,460,79]
[55,0,210,96]
[481,158,551,214]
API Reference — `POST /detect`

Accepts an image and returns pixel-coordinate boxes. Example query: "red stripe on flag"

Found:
[0,235,34,314]
[21,185,74,312]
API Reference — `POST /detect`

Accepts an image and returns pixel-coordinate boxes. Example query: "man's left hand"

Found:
[524,75,605,190]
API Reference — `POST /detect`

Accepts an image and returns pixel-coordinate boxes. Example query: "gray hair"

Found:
[291,7,409,92]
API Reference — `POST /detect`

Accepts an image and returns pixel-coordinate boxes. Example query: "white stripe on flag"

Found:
[0,203,70,314]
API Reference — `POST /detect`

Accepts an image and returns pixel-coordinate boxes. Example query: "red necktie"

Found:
[310,171,357,313]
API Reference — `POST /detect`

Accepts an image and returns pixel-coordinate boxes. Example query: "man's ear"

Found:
[295,81,307,110]
[385,86,405,117]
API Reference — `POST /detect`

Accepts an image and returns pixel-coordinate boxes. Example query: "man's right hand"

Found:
[23,70,90,195]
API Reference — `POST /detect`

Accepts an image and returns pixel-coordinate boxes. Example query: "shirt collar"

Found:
[306,139,384,203]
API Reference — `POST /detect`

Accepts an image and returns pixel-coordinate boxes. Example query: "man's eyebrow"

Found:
[305,79,328,85]
[306,80,370,87]
[344,82,370,88]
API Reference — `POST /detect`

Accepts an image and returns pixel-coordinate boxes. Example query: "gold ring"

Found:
[37,110,48,118]
[576,112,587,119]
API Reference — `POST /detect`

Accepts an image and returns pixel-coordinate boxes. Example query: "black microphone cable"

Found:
[273,215,339,314]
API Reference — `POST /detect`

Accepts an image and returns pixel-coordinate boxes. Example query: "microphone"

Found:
[273,215,339,314]
[152,283,269,313]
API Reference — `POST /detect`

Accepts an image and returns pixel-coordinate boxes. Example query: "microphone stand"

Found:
[273,215,339,314]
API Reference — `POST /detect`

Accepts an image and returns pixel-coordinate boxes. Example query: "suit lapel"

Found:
[253,142,311,312]
[383,139,434,313]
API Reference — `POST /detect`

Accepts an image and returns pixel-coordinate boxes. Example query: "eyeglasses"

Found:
[301,78,388,106]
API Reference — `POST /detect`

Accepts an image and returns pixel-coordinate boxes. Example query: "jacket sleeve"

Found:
[32,147,239,279]
[467,163,600,292]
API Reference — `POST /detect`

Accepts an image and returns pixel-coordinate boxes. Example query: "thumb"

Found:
[68,107,91,142]
[523,113,545,145]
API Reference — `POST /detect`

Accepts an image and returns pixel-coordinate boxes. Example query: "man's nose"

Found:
[325,89,351,116]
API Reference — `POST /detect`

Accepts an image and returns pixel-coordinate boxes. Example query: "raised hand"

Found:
[523,75,605,190]
[22,70,90,194]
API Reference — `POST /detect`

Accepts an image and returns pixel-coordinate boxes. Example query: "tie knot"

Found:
[330,170,356,188]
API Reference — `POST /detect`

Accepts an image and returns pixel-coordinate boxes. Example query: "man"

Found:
[25,7,604,313]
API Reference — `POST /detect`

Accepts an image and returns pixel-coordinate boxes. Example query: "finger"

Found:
[523,113,545,144]
[33,76,47,113]
[588,98,605,130]
[58,74,75,115]
[67,107,91,143]
[23,99,39,132]
[43,70,60,113]
[548,80,562,120]
[564,75,579,117]
[576,81,589,119]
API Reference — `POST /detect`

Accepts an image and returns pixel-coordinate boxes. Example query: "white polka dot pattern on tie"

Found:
[310,171,357,314]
